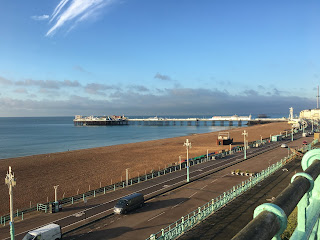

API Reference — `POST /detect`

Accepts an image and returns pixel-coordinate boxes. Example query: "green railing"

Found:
[146,138,317,240]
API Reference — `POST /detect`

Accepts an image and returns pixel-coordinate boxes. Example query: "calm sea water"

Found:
[0,114,286,159]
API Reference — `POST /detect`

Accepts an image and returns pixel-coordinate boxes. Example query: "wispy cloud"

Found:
[129,85,149,92]
[154,73,172,81]
[15,79,81,89]
[31,15,50,21]
[50,0,70,23]
[73,65,91,74]
[85,83,119,95]
[47,0,114,37]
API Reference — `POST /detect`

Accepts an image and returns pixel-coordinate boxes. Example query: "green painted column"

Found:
[10,222,14,240]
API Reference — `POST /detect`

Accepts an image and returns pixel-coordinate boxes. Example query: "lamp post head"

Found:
[184,139,192,148]
[5,166,16,188]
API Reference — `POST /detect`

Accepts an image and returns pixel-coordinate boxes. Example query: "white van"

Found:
[22,223,61,240]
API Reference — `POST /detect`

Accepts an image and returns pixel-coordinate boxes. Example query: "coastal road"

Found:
[0,133,306,240]
[62,134,308,239]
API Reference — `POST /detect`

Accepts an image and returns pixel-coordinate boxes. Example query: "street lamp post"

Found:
[184,139,192,182]
[291,125,294,142]
[242,130,248,160]
[5,166,16,240]
[126,168,129,187]
[54,185,59,202]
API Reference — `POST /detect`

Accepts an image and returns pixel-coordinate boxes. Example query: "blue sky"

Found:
[0,0,319,117]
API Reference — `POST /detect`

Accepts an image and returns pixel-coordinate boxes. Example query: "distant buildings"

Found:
[299,109,320,119]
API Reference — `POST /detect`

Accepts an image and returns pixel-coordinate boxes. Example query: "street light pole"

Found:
[54,185,59,202]
[242,130,248,159]
[126,168,129,187]
[5,166,16,240]
[184,139,192,182]
[291,125,294,142]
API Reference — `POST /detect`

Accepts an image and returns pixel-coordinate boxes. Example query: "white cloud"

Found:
[31,15,50,21]
[46,0,114,37]
[50,0,70,23]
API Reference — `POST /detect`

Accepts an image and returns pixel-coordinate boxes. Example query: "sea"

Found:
[0,114,288,159]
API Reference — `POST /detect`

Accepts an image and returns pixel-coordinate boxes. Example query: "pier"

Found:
[73,115,128,126]
[74,115,288,126]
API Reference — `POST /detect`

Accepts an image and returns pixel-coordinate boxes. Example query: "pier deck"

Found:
[73,115,288,126]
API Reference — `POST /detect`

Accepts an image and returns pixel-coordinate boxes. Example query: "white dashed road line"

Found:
[147,212,166,222]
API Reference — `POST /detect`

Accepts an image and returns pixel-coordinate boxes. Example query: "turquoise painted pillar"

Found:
[187,166,190,182]
[10,221,14,240]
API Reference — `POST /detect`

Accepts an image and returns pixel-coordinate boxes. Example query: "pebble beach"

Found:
[0,122,290,216]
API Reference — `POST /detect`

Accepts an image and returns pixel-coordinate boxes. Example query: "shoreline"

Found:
[0,122,290,215]
[0,123,238,160]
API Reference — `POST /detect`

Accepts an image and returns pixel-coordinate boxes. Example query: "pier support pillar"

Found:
[229,121,233,126]
[187,121,191,126]
[220,121,224,126]
[238,121,242,126]
[204,121,207,126]
[211,121,215,126]
[173,121,176,126]
[180,121,183,126]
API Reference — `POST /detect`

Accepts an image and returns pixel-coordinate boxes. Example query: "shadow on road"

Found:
[63,226,132,240]
[132,197,190,214]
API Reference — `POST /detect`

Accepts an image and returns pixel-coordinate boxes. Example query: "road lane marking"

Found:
[200,185,207,190]
[171,200,185,209]
[147,212,166,222]
[189,192,198,198]
[211,179,218,183]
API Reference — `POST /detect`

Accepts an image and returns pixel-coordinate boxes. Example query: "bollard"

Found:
[104,187,106,194]
[114,184,116,191]
[21,212,23,220]
[94,190,96,197]
[83,194,85,201]
[72,197,74,204]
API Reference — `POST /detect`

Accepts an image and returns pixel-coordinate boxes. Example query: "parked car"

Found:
[281,144,288,148]
[114,193,144,214]
[303,141,308,145]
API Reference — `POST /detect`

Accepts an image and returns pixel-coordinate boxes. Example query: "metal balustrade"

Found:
[146,138,317,240]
